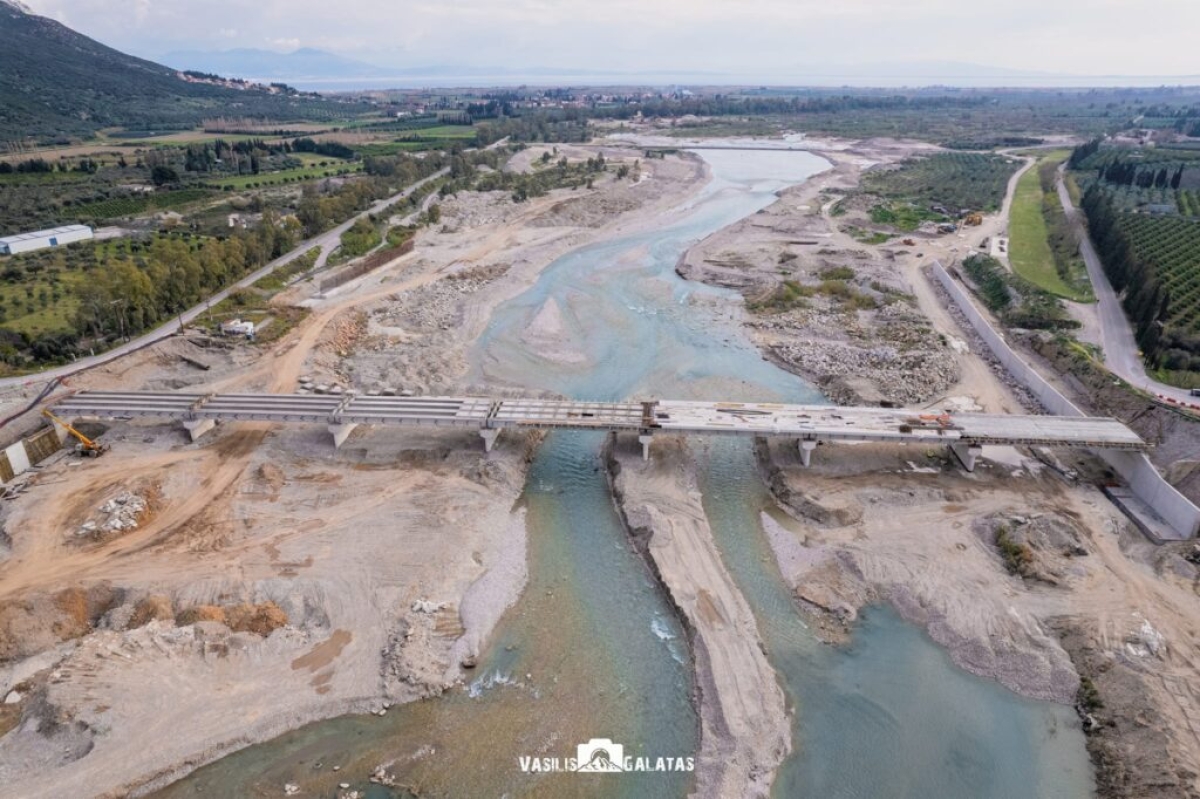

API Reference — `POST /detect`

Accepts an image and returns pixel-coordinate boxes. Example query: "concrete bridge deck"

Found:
[53,391,1146,464]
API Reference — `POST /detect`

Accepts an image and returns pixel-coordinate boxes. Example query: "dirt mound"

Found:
[126,595,174,629]
[979,512,1089,586]
[225,602,289,636]
[0,584,120,663]
[175,601,288,636]
[176,605,227,626]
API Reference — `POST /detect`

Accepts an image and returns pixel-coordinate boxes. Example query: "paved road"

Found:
[1055,171,1196,404]
[0,169,448,391]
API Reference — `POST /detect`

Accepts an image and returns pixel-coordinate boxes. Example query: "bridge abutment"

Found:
[950,442,983,472]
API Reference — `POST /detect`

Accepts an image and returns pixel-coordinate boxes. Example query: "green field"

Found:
[868,202,945,232]
[864,152,1020,212]
[0,170,93,185]
[1008,161,1093,302]
[206,162,363,189]
[397,124,477,140]
[71,188,214,220]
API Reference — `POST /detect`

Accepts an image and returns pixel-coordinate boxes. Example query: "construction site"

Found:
[0,138,1199,799]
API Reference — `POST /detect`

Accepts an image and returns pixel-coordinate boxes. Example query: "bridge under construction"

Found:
[51,391,1147,472]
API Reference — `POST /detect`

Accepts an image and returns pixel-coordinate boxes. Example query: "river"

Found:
[154,148,1094,798]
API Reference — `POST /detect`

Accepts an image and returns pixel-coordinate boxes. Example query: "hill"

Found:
[0,1,351,144]
[163,47,389,82]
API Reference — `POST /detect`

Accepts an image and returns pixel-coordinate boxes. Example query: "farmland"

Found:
[0,233,205,337]
[1119,214,1200,331]
[863,152,1021,212]
[206,162,362,190]
[70,188,215,221]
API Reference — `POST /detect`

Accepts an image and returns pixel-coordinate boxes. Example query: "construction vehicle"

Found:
[964,212,984,227]
[42,409,110,457]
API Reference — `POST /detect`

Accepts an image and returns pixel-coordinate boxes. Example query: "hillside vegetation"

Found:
[0,2,354,143]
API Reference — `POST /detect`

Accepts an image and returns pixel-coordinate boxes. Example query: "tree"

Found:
[151,165,180,186]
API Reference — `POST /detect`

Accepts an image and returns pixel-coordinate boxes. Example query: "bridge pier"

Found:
[480,428,500,453]
[950,442,983,472]
[638,433,653,461]
[47,416,70,444]
[328,422,358,449]
[183,418,216,442]
[798,439,817,467]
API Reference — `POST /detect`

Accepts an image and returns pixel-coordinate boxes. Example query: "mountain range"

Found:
[163,47,391,82]
[0,1,348,143]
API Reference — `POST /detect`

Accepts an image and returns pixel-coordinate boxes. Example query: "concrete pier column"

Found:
[638,433,653,462]
[480,428,500,453]
[183,418,216,443]
[950,442,983,472]
[48,417,70,444]
[798,439,817,467]
[328,422,358,450]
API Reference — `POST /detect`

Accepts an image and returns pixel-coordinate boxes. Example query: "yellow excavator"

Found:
[42,409,110,457]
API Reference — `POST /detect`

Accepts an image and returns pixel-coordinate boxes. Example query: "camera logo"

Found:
[575,739,625,772]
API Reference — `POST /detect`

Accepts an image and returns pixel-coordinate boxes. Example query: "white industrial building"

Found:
[0,225,93,256]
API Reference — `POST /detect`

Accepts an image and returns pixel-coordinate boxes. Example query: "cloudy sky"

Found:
[21,0,1200,78]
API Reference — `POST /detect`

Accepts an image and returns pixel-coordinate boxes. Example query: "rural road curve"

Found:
[1055,171,1196,405]
[0,168,448,391]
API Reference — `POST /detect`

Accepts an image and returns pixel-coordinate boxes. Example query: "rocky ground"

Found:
[675,143,964,408]
[0,423,536,798]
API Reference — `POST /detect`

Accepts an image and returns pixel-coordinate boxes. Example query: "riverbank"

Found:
[755,435,1200,798]
[0,145,712,797]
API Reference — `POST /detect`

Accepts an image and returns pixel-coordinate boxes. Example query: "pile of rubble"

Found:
[770,338,959,405]
[78,491,147,538]
[373,275,493,334]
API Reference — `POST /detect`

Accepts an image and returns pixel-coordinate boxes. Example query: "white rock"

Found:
[4,690,22,704]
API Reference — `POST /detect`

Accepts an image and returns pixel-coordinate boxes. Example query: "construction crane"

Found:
[42,409,109,457]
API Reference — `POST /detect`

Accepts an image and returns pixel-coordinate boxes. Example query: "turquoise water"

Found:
[155,148,1094,798]
[694,439,1094,799]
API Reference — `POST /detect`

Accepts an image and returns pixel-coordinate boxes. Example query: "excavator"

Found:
[42,409,110,458]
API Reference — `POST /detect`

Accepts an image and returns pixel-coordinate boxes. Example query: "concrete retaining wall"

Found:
[933,261,1200,539]
[0,425,63,485]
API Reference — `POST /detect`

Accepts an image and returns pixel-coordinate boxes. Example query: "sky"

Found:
[19,0,1200,79]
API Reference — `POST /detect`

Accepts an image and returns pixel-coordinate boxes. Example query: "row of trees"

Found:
[296,153,447,238]
[1079,185,1174,361]
[1096,161,1185,190]
[73,216,299,343]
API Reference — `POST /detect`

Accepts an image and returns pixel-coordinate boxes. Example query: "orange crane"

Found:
[42,409,110,457]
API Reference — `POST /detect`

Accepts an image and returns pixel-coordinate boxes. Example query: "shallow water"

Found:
[693,439,1094,799]
[156,148,1094,798]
